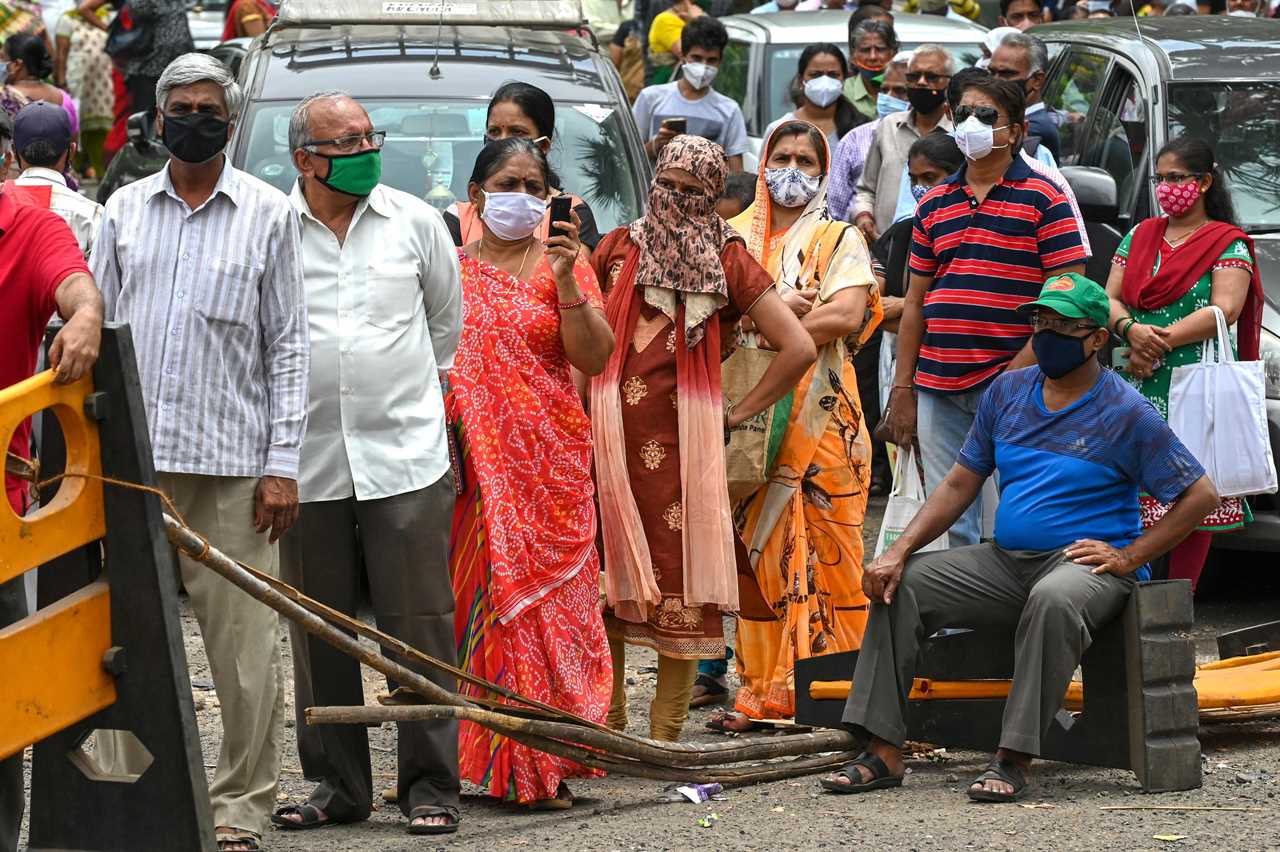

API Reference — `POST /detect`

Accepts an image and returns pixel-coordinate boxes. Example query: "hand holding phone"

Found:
[663,117,688,135]
[549,195,573,232]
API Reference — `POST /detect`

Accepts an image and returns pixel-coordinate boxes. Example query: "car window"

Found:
[1168,81,1280,231]
[238,99,643,234]
[716,41,752,129]
[1079,67,1148,221]
[1043,49,1110,167]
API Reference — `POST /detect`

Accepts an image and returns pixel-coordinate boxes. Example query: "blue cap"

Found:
[13,101,72,156]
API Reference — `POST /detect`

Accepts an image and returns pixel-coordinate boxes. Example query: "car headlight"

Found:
[1263,327,1280,400]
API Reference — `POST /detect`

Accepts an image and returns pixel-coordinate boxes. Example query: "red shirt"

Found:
[0,190,91,513]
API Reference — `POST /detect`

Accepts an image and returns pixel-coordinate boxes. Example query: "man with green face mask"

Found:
[274,91,464,839]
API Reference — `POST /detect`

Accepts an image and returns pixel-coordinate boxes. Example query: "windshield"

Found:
[762,42,983,130]
[1167,82,1280,231]
[237,98,644,233]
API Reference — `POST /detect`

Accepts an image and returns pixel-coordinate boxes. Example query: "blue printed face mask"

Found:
[877,92,910,118]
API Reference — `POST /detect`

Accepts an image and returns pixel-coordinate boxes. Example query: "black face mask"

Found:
[161,112,230,164]
[1032,329,1093,379]
[907,86,947,114]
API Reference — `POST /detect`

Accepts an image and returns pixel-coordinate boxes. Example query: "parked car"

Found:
[226,0,648,234]
[1036,16,1280,553]
[187,0,227,51]
[716,10,988,167]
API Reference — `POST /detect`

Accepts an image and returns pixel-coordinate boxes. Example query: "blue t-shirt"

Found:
[958,368,1205,573]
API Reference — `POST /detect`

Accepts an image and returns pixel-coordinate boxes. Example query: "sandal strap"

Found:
[975,759,1027,789]
[850,751,892,781]
[409,804,460,822]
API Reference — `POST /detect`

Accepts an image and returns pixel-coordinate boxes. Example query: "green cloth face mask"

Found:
[315,149,381,197]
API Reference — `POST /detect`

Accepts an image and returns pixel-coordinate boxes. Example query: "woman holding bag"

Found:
[709,120,882,731]
[1104,136,1266,593]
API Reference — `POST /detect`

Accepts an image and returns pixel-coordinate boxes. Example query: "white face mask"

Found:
[682,62,718,90]
[480,190,545,241]
[803,75,845,108]
[951,114,1010,161]
[1228,8,1257,14]
[765,166,822,208]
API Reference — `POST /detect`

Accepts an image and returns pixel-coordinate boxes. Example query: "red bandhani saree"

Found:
[448,249,611,803]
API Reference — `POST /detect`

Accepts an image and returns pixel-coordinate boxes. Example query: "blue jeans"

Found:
[917,388,987,547]
[697,647,733,679]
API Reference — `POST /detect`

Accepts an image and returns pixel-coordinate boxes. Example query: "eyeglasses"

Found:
[907,71,951,88]
[1149,172,1204,185]
[302,131,386,153]
[953,105,1003,126]
[655,177,709,198]
[1029,312,1100,334]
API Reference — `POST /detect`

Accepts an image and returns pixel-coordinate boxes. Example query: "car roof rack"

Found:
[272,0,587,31]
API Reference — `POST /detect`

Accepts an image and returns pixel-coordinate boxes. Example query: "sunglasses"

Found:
[953,105,1004,126]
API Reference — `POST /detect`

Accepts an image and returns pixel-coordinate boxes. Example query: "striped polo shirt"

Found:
[909,156,1087,394]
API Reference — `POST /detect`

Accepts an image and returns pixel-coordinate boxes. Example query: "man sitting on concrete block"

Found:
[820,274,1220,803]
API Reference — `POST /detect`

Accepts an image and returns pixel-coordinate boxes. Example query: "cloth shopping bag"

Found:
[722,346,792,503]
[873,446,949,557]
[1168,305,1277,498]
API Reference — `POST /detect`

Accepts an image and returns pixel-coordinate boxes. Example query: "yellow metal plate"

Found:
[0,371,105,584]
[0,581,116,760]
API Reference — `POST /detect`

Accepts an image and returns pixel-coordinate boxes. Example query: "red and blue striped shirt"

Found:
[909,157,1088,394]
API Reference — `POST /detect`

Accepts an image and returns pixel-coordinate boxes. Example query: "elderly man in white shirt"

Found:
[273,91,463,839]
[91,53,308,852]
[11,101,102,255]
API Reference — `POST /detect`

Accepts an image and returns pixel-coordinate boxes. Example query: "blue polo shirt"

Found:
[909,156,1088,395]
[958,368,1205,576]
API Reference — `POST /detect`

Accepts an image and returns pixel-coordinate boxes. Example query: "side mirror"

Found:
[1060,165,1118,226]
[126,111,156,150]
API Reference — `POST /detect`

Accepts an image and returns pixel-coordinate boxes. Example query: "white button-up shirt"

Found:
[289,182,462,503]
[14,166,103,256]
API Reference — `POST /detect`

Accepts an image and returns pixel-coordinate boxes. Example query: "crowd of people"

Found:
[0,0,1272,850]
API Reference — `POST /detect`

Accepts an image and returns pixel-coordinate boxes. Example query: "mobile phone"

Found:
[1111,346,1131,371]
[663,117,687,134]
[549,195,573,233]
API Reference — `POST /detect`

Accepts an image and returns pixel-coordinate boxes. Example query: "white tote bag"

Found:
[874,446,949,557]
[1167,305,1278,498]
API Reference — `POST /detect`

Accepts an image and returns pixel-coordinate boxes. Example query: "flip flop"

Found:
[705,711,764,734]
[967,758,1029,803]
[270,803,333,831]
[407,804,461,836]
[819,752,905,795]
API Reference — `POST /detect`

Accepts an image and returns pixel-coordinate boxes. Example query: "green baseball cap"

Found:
[1018,272,1111,329]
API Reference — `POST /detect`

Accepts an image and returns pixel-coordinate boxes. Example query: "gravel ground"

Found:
[20,498,1280,851]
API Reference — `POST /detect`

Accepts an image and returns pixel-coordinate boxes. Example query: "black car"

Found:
[1036,16,1280,553]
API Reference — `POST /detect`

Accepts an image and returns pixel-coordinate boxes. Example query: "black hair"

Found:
[907,130,963,176]
[0,110,12,144]
[850,19,899,54]
[848,1,894,40]
[957,76,1026,135]
[680,15,728,57]
[720,171,757,210]
[946,67,991,110]
[468,137,551,189]
[487,81,556,140]
[768,120,830,173]
[1157,136,1237,226]
[19,137,64,167]
[1164,2,1196,12]
[4,34,54,80]
[788,44,859,139]
[1000,0,1040,16]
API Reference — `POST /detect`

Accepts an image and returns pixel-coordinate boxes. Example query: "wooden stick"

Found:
[1099,805,1263,813]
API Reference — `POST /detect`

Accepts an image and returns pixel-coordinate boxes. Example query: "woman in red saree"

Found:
[590,135,817,742]
[449,138,616,808]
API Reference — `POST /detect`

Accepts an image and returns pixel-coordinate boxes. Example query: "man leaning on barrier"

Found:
[819,274,1220,804]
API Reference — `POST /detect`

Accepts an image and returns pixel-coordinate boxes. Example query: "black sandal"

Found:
[819,751,904,794]
[407,804,461,836]
[967,758,1029,803]
[270,803,333,831]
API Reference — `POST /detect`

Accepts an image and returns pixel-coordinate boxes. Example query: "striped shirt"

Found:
[828,118,879,223]
[92,160,309,480]
[909,156,1087,394]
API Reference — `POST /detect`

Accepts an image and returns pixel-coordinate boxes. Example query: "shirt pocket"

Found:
[198,257,263,326]
[364,263,420,331]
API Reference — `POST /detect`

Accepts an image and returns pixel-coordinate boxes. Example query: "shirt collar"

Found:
[948,154,1034,187]
[290,179,390,225]
[1025,102,1046,115]
[18,166,69,187]
[151,155,241,208]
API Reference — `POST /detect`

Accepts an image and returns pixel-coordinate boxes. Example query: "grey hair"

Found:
[909,43,956,77]
[288,90,354,152]
[156,53,243,117]
[999,32,1049,75]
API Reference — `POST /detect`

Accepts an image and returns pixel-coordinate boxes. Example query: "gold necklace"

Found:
[1166,220,1207,245]
[479,237,535,279]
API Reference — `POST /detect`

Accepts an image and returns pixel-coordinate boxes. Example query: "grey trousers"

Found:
[280,475,459,822]
[0,577,26,852]
[841,543,1134,756]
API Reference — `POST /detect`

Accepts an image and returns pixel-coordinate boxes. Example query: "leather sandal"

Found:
[967,758,1029,803]
[269,803,333,831]
[407,804,461,836]
[819,751,905,794]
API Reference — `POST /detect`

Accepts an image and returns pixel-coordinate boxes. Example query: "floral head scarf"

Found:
[629,135,740,346]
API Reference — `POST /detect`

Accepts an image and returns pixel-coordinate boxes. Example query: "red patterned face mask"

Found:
[1156,180,1202,217]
